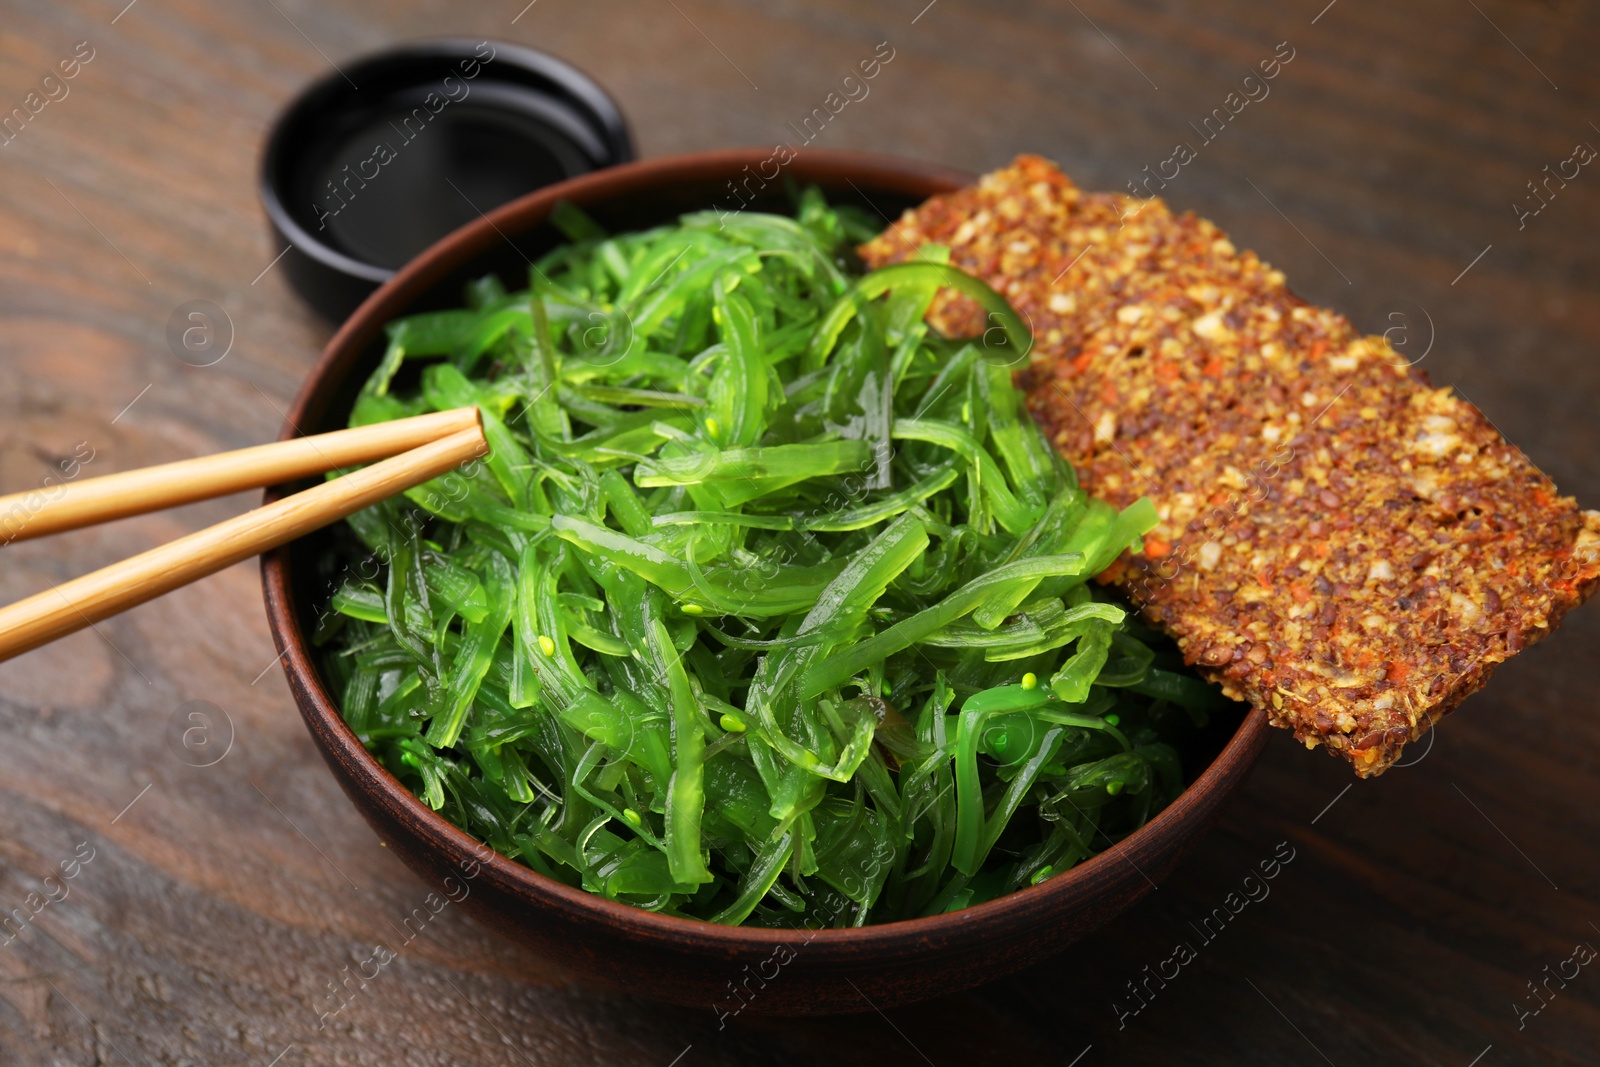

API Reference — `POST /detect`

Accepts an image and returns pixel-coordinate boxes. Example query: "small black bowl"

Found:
[260,38,632,320]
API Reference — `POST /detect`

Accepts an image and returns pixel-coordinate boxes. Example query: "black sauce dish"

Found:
[260,38,632,320]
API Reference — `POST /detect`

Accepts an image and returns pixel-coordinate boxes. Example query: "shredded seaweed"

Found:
[316,189,1225,926]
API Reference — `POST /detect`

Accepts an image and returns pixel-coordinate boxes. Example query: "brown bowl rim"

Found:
[261,147,1272,959]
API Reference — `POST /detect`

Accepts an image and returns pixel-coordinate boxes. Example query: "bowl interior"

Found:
[284,153,1247,780]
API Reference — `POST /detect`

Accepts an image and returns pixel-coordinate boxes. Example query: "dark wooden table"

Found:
[2,1,1597,1063]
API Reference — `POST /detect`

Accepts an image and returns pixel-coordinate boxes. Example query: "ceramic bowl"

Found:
[260,148,1270,1015]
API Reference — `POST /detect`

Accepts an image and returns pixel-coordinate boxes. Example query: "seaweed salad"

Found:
[314,189,1223,927]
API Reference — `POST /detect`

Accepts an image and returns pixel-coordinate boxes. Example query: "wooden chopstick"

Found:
[0,424,489,665]
[0,406,482,544]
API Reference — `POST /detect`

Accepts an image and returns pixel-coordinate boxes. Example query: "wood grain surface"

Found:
[1,1,1596,1063]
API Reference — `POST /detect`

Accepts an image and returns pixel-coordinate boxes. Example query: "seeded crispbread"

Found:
[860,154,1600,776]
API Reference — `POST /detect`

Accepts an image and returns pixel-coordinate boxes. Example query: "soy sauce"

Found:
[312,90,596,270]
